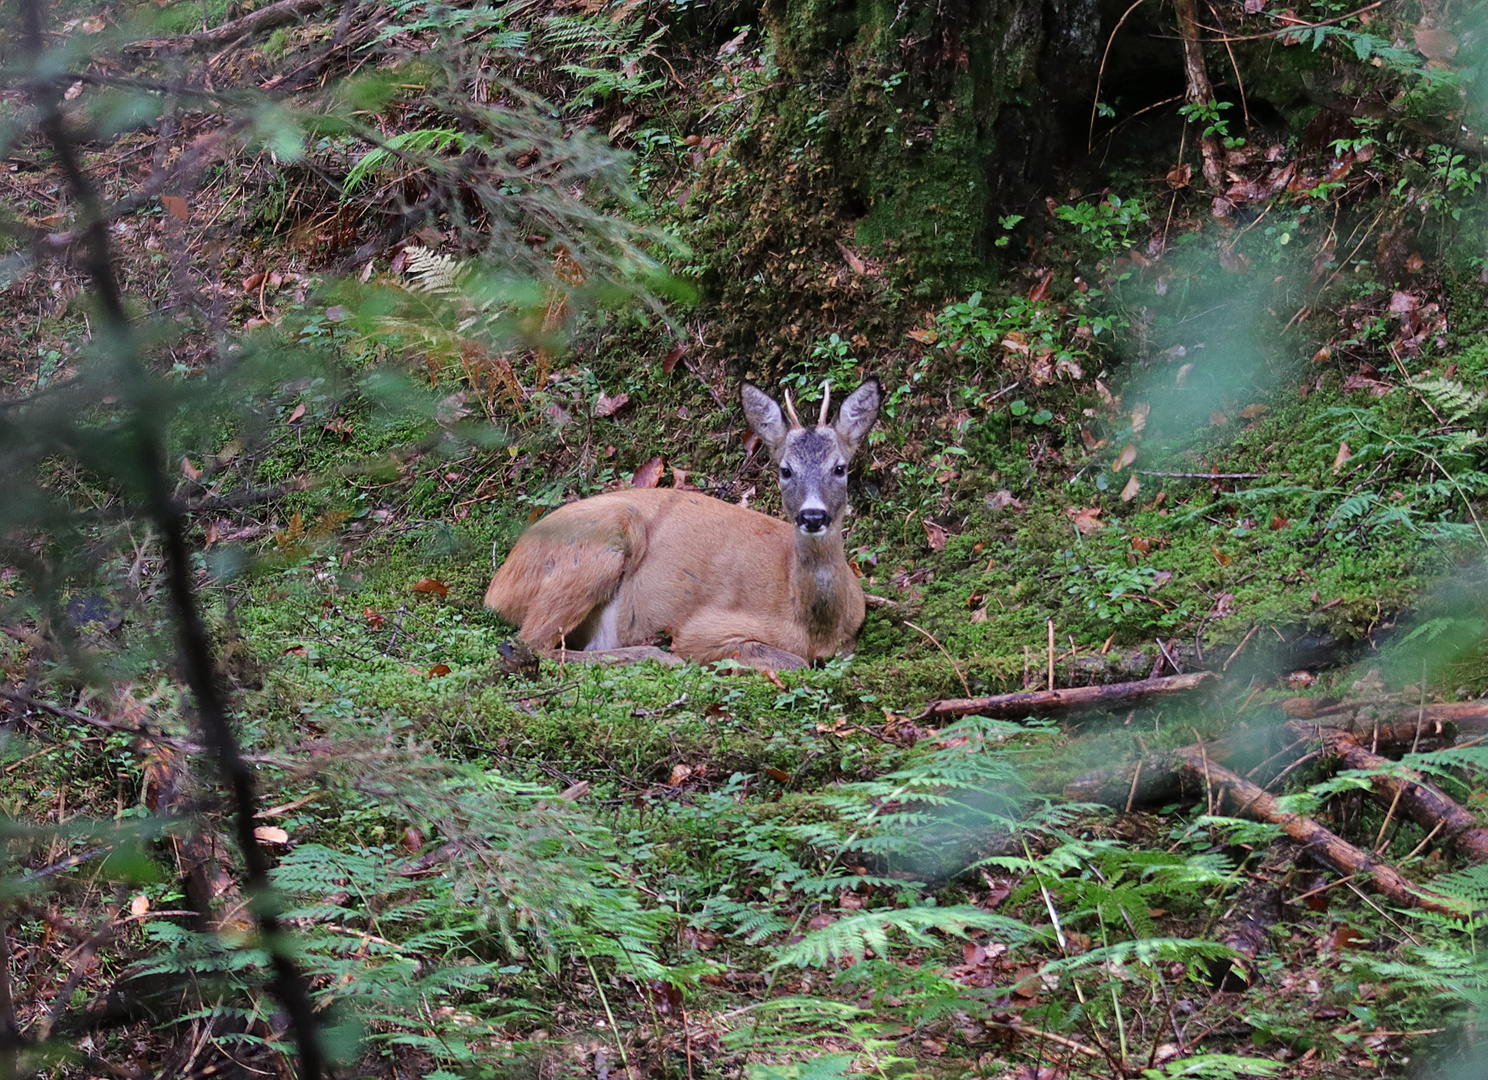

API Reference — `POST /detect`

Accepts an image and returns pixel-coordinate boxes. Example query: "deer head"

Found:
[740,377,881,538]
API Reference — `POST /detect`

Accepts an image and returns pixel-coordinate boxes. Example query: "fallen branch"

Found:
[1296,721,1488,862]
[913,671,1216,724]
[126,0,329,53]
[1282,697,1488,735]
[1171,750,1465,917]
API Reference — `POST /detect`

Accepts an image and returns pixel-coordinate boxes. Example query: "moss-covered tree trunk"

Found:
[704,0,1100,364]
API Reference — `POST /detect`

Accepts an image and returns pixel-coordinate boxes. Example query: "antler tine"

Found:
[782,387,802,428]
[818,379,831,427]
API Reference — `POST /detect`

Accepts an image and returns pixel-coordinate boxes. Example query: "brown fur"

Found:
[486,379,880,669]
[483,488,864,668]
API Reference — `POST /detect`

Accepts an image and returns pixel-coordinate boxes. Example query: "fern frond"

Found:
[767,905,1032,970]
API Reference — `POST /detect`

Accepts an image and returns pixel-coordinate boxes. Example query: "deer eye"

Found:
[779,465,793,479]
[833,464,846,477]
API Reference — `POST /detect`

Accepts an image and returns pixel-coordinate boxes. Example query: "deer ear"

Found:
[834,377,881,455]
[741,382,790,457]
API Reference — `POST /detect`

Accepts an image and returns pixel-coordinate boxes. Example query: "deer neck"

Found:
[792,524,852,648]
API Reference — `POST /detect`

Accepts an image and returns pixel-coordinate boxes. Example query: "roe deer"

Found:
[483,377,882,669]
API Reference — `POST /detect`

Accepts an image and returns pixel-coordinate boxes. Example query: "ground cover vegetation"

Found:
[5,0,1488,1078]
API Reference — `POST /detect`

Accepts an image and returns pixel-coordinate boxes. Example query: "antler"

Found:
[782,387,802,428]
[818,379,832,427]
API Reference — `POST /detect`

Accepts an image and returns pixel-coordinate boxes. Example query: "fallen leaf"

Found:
[1219,248,1252,274]
[632,456,665,488]
[668,763,693,786]
[986,490,1025,513]
[1210,592,1237,618]
[923,519,948,550]
[1080,428,1101,451]
[1166,163,1193,188]
[1244,0,1264,11]
[1131,536,1151,554]
[1113,443,1137,472]
[1120,474,1141,502]
[1331,924,1369,950]
[287,403,306,424]
[1332,440,1352,472]
[1130,401,1150,433]
[1210,410,1229,427]
[1270,515,1290,530]
[672,467,692,489]
[1406,252,1425,273]
[1175,363,1194,386]
[181,457,202,481]
[1239,403,1268,419]
[907,327,938,345]
[594,391,630,417]
[662,344,688,375]
[411,578,450,597]
[837,240,868,275]
[1212,546,1233,566]
[1027,274,1052,302]
[764,767,791,783]
[1415,25,1459,61]
[254,825,290,846]
[428,663,452,677]
[161,195,190,221]
[1067,506,1104,534]
[130,893,150,917]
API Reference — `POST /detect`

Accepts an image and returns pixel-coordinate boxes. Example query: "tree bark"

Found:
[913,671,1215,723]
[1171,750,1465,917]
[1171,0,1225,188]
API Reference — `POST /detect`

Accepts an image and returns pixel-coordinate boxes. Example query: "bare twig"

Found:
[18,1,325,1072]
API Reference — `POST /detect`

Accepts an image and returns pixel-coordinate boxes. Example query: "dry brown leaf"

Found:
[1166,163,1192,189]
[594,391,629,417]
[837,240,868,275]
[254,825,291,846]
[1239,403,1268,419]
[662,344,688,375]
[411,578,450,597]
[1112,443,1137,472]
[923,519,948,550]
[668,763,694,786]
[632,455,665,488]
[1067,506,1103,534]
[130,893,150,917]
[1332,440,1352,472]
[1415,26,1459,60]
[907,327,938,345]
[1130,401,1150,433]
[287,403,306,424]
[1212,546,1233,567]
[161,195,190,221]
[428,663,452,677]
[1210,410,1229,427]
[1120,473,1141,502]
[181,456,202,481]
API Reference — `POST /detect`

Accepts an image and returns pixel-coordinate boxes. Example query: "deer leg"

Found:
[540,645,683,667]
[726,642,809,671]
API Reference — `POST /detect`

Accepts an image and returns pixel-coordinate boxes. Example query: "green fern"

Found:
[767,905,1033,970]
[1412,375,1488,423]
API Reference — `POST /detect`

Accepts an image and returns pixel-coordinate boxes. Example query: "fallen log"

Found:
[1291,720,1488,863]
[126,0,329,53]
[1281,697,1488,735]
[913,671,1217,724]
[1173,750,1465,917]
[1064,717,1457,807]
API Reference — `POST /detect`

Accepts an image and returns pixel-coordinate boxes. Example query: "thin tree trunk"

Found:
[1172,0,1225,189]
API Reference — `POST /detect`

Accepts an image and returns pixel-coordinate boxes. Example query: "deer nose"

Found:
[796,508,831,533]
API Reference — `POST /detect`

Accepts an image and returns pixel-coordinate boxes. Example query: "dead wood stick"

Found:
[1064,718,1454,808]
[913,671,1216,724]
[1291,721,1488,862]
[1281,698,1488,734]
[127,0,329,53]
[1172,0,1225,188]
[1172,750,1464,917]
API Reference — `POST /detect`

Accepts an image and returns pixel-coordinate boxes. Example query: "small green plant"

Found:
[1178,99,1242,149]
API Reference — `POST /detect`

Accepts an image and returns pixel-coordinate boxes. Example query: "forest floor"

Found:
[4,2,1488,1080]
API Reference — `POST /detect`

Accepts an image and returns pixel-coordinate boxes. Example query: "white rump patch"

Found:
[585,597,621,650]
